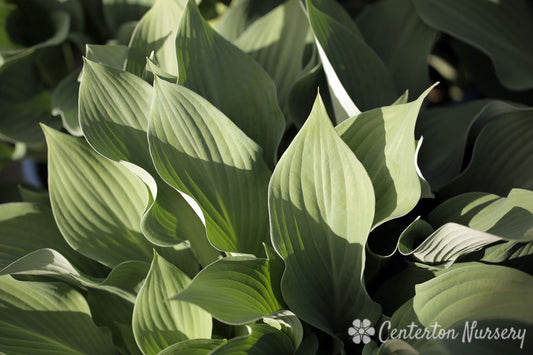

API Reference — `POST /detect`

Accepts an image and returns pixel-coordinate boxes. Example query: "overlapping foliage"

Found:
[1,0,533,354]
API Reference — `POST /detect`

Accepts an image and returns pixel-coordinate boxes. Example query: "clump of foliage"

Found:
[1,0,533,354]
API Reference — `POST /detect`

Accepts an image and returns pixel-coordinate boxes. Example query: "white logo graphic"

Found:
[348,319,375,344]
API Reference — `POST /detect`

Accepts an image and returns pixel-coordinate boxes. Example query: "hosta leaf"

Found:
[79,59,216,264]
[269,94,381,339]
[0,248,150,302]
[52,69,82,136]
[398,189,533,267]
[0,9,70,55]
[79,58,152,163]
[262,310,303,349]
[0,2,22,52]
[390,264,533,350]
[235,0,310,115]
[0,202,103,275]
[295,333,319,355]
[0,275,115,354]
[336,86,433,227]
[44,125,154,267]
[175,257,283,325]
[411,0,533,90]
[357,0,437,97]
[87,289,141,355]
[210,324,294,355]
[441,109,533,197]
[0,53,61,144]
[175,0,285,165]
[399,223,503,267]
[216,0,284,41]
[429,189,533,237]
[86,43,129,70]
[416,100,493,190]
[126,0,184,77]
[306,0,396,120]
[132,252,211,355]
[158,339,227,355]
[287,61,330,128]
[145,56,178,82]
[148,79,271,255]
[102,0,156,34]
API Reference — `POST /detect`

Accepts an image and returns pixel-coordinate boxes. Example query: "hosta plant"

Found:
[1,0,533,354]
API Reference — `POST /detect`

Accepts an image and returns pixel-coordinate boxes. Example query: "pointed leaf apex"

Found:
[305,92,333,129]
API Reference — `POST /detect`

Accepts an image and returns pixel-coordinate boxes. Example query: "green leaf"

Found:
[357,0,437,97]
[235,0,310,116]
[86,43,129,70]
[87,289,141,355]
[158,339,227,355]
[269,94,381,338]
[145,56,178,82]
[148,79,271,255]
[210,324,294,355]
[306,0,396,120]
[295,333,319,355]
[216,0,284,41]
[44,125,155,267]
[0,275,115,354]
[415,100,493,190]
[0,202,103,275]
[126,0,185,78]
[0,53,61,144]
[0,9,71,55]
[412,0,533,90]
[52,69,82,136]
[132,252,212,355]
[176,0,285,165]
[389,264,533,350]
[79,59,217,264]
[262,310,303,349]
[441,108,533,197]
[398,189,533,267]
[1,248,150,302]
[102,0,156,34]
[336,85,434,227]
[175,257,283,325]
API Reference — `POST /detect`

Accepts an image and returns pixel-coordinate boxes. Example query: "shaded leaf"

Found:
[79,59,216,264]
[1,248,149,302]
[126,0,185,77]
[158,339,226,355]
[176,0,285,164]
[269,94,381,339]
[306,0,396,120]
[0,202,103,275]
[44,126,154,267]
[412,0,533,90]
[441,109,533,197]
[235,0,310,115]
[357,0,437,97]
[148,79,271,255]
[336,86,433,227]
[52,69,82,136]
[0,275,115,354]
[86,43,128,70]
[210,324,294,355]
[176,257,283,325]
[132,252,211,355]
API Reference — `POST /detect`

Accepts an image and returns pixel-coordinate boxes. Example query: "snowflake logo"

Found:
[348,319,375,344]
